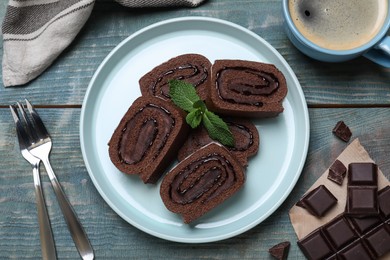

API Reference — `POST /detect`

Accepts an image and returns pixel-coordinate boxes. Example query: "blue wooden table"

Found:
[1,0,390,259]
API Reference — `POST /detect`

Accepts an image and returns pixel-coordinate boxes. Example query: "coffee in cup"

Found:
[288,0,388,51]
[282,0,390,66]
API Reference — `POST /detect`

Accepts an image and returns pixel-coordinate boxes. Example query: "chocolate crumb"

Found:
[327,159,347,185]
[269,241,290,260]
[332,121,352,142]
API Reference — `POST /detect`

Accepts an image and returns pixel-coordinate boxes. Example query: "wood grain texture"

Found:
[0,0,389,106]
[1,0,390,259]
[1,108,389,259]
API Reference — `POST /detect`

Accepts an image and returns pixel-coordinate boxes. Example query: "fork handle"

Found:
[42,158,94,260]
[33,163,57,260]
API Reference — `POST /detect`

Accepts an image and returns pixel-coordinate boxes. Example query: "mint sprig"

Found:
[169,79,234,147]
[203,110,234,147]
[168,80,200,112]
[186,109,202,128]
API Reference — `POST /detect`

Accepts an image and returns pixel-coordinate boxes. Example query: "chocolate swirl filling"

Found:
[151,64,208,99]
[118,104,175,165]
[169,153,237,205]
[227,122,254,152]
[215,66,280,106]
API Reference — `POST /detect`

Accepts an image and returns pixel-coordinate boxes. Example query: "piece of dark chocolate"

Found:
[268,241,290,260]
[298,229,335,260]
[338,240,373,260]
[364,224,390,258]
[378,186,390,218]
[332,121,352,142]
[327,159,347,185]
[298,185,337,217]
[347,187,379,216]
[346,163,379,216]
[348,216,382,234]
[348,163,377,185]
[322,215,358,250]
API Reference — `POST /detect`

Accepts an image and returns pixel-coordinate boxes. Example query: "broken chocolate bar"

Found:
[346,163,379,216]
[268,241,290,260]
[297,185,337,217]
[298,186,390,259]
[298,209,390,260]
[327,159,347,185]
[332,121,352,142]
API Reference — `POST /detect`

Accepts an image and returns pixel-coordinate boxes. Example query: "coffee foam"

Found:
[289,0,388,51]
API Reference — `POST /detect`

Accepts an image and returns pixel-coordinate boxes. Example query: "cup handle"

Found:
[363,36,390,68]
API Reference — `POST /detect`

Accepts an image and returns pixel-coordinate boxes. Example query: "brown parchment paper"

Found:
[289,138,390,241]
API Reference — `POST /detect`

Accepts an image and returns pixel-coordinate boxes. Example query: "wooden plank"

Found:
[0,107,389,259]
[1,0,389,106]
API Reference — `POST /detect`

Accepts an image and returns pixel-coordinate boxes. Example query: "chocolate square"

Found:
[327,159,347,185]
[347,216,382,235]
[322,215,358,250]
[348,163,377,185]
[298,229,334,260]
[338,240,373,260]
[346,187,379,216]
[299,185,337,217]
[378,186,390,218]
[332,121,352,142]
[364,224,390,258]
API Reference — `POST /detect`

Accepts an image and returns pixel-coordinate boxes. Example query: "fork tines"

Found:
[9,104,31,149]
[10,100,49,145]
[25,100,50,139]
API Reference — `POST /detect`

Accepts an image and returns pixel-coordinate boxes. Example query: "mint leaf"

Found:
[202,110,234,147]
[193,100,207,113]
[186,109,202,128]
[169,79,200,112]
[169,79,235,147]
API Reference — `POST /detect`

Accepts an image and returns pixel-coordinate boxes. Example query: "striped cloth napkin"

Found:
[1,0,206,87]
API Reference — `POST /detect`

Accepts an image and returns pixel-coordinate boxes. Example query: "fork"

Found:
[12,100,94,260]
[10,105,57,260]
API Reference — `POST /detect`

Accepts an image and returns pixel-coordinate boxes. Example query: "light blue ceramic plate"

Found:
[80,17,310,243]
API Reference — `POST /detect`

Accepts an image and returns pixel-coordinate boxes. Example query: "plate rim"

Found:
[80,16,310,243]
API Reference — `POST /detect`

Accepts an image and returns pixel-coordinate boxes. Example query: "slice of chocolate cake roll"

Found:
[207,59,288,117]
[108,96,189,184]
[139,53,211,101]
[177,119,259,167]
[160,143,245,224]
